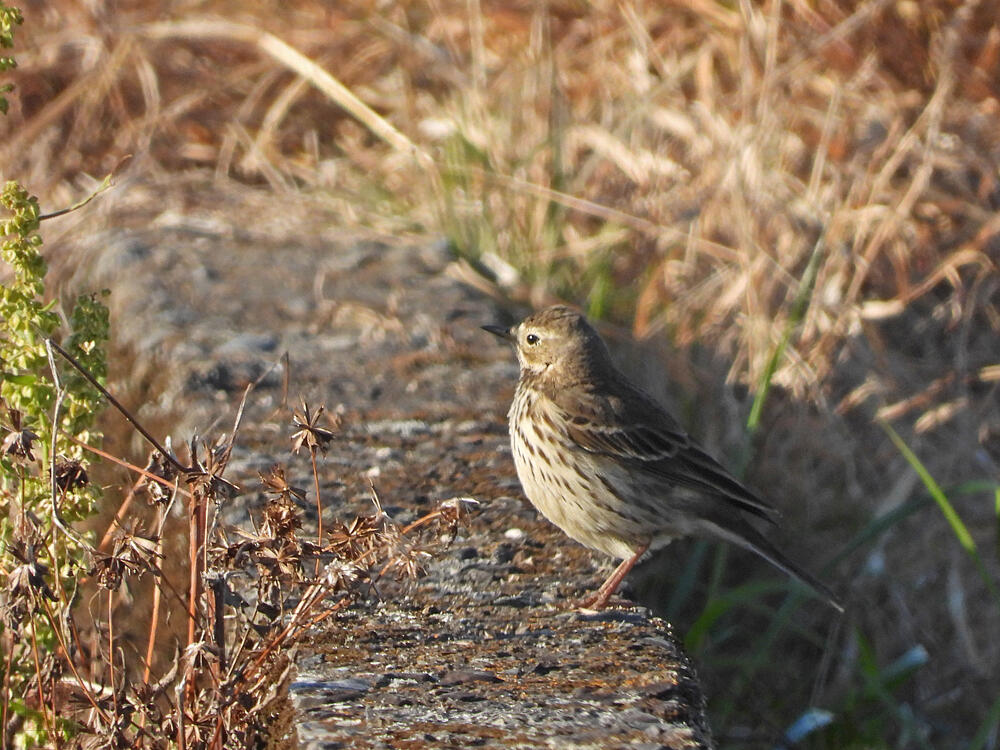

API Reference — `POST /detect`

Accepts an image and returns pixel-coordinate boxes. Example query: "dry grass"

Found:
[4,0,998,395]
[3,0,999,746]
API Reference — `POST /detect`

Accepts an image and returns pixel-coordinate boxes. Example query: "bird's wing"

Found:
[554,383,778,521]
[561,401,690,461]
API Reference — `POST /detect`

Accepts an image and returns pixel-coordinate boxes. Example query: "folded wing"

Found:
[556,385,778,522]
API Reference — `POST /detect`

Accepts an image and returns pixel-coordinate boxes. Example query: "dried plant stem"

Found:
[98,476,143,551]
[18,472,25,531]
[147,560,197,615]
[185,489,205,706]
[48,339,191,474]
[62,434,193,499]
[247,593,350,677]
[177,685,187,750]
[401,511,442,535]
[39,599,109,723]
[142,506,167,687]
[209,715,224,750]
[310,448,322,574]
[136,19,435,172]
[28,622,52,739]
[2,633,14,749]
[108,591,118,719]
[210,575,226,678]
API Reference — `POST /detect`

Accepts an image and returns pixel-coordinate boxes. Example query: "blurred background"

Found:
[2,1,998,747]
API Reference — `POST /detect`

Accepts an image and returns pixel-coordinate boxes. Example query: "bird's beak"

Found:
[481,324,513,341]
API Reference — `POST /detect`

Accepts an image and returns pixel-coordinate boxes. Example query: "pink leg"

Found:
[577,544,648,610]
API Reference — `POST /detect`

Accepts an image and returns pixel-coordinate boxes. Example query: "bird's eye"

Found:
[525,333,540,345]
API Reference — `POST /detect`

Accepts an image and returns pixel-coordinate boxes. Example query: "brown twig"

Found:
[184,488,204,708]
[310,448,323,575]
[141,503,168,688]
[63,434,193,499]
[48,339,192,474]
[98,476,143,552]
[107,591,118,720]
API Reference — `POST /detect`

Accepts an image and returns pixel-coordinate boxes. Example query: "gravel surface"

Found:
[63,179,712,749]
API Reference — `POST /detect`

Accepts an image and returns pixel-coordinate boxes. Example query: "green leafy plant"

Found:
[0,179,111,744]
[0,2,22,115]
[0,5,110,740]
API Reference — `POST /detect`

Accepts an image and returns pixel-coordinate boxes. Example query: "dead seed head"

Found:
[291,400,337,455]
[326,514,385,560]
[2,405,39,464]
[261,495,303,539]
[90,521,161,589]
[186,435,239,500]
[141,449,179,504]
[4,538,57,631]
[260,465,307,504]
[436,496,478,539]
[321,558,362,591]
[53,458,89,491]
[379,543,431,582]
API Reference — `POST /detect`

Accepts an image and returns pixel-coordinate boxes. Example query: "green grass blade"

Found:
[881,420,974,550]
[968,691,1000,750]
[880,420,1000,612]
[684,579,793,653]
[747,237,824,433]
[715,591,803,727]
[666,540,708,619]
[995,486,999,564]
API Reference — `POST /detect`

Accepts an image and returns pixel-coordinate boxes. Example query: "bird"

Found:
[483,305,842,612]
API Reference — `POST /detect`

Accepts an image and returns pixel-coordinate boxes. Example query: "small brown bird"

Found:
[484,305,841,612]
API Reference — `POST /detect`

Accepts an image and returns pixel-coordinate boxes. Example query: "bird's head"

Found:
[483,305,612,380]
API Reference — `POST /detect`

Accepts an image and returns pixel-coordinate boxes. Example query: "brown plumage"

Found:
[484,305,841,611]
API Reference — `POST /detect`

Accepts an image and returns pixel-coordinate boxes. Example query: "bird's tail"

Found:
[708,518,844,613]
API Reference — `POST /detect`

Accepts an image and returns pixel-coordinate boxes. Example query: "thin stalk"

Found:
[185,488,204,707]
[969,691,1000,750]
[48,339,191,474]
[209,719,223,750]
[38,171,114,221]
[210,574,226,680]
[40,599,110,723]
[142,504,167,687]
[747,237,825,433]
[98,477,143,551]
[995,486,999,563]
[108,591,117,719]
[311,447,322,575]
[2,632,14,749]
[47,667,59,749]
[177,678,187,750]
[28,619,53,740]
[61,433,192,499]
[19,471,25,530]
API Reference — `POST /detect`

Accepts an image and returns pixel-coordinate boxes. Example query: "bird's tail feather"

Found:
[708,519,844,613]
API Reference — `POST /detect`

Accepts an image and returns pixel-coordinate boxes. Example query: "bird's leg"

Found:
[577,544,648,610]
